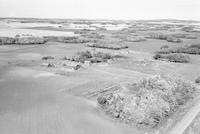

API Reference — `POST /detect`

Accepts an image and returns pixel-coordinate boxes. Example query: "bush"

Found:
[166,54,190,63]
[0,37,15,45]
[189,44,200,49]
[160,45,169,49]
[15,37,47,45]
[42,56,54,60]
[15,34,20,38]
[66,50,114,63]
[153,53,162,60]
[172,33,188,38]
[74,30,88,35]
[166,36,182,43]
[154,53,190,63]
[195,77,200,84]
[186,35,197,39]
[0,37,46,45]
[43,36,90,43]
[97,75,198,128]
[147,33,168,40]
[73,50,93,63]
[184,47,200,54]
[81,32,105,39]
[97,27,107,31]
[125,36,146,42]
[93,52,112,60]
[147,33,182,43]
[171,33,196,39]
[47,63,55,68]
[87,42,128,50]
[157,46,200,55]
[73,64,82,70]
[111,31,142,42]
[78,50,93,58]
[181,26,195,32]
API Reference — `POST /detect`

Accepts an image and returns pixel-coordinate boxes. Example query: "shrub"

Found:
[15,37,47,45]
[81,32,105,39]
[195,77,200,84]
[165,54,190,63]
[0,37,15,45]
[147,33,168,40]
[157,46,200,55]
[160,45,169,49]
[87,42,128,50]
[78,50,93,58]
[184,47,200,54]
[172,33,188,38]
[74,30,88,35]
[43,36,90,43]
[147,33,182,43]
[47,63,55,68]
[0,37,46,45]
[153,53,162,60]
[97,75,198,128]
[97,27,107,31]
[73,50,93,63]
[189,44,200,49]
[186,35,197,39]
[93,52,112,60]
[152,33,197,40]
[181,26,195,32]
[65,50,114,63]
[15,34,20,38]
[125,36,146,42]
[42,56,54,60]
[171,33,196,39]
[166,36,182,43]
[73,64,82,70]
[154,53,190,63]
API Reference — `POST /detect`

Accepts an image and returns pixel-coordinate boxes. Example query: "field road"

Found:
[168,97,200,134]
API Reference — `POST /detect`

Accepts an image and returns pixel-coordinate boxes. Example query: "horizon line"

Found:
[1,17,200,22]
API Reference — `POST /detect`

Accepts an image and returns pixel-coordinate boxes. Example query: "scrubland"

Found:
[98,75,199,129]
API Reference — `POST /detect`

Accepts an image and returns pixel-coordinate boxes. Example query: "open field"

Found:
[0,18,200,134]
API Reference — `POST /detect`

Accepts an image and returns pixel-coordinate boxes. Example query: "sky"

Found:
[0,0,200,20]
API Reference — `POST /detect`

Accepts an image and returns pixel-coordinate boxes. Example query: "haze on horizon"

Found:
[0,0,200,21]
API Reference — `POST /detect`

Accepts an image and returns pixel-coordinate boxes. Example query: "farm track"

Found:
[168,99,200,134]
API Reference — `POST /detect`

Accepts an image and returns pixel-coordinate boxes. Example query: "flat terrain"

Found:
[1,18,200,134]
[0,44,144,134]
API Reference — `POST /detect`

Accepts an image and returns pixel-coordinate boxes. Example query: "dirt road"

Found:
[168,98,200,134]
